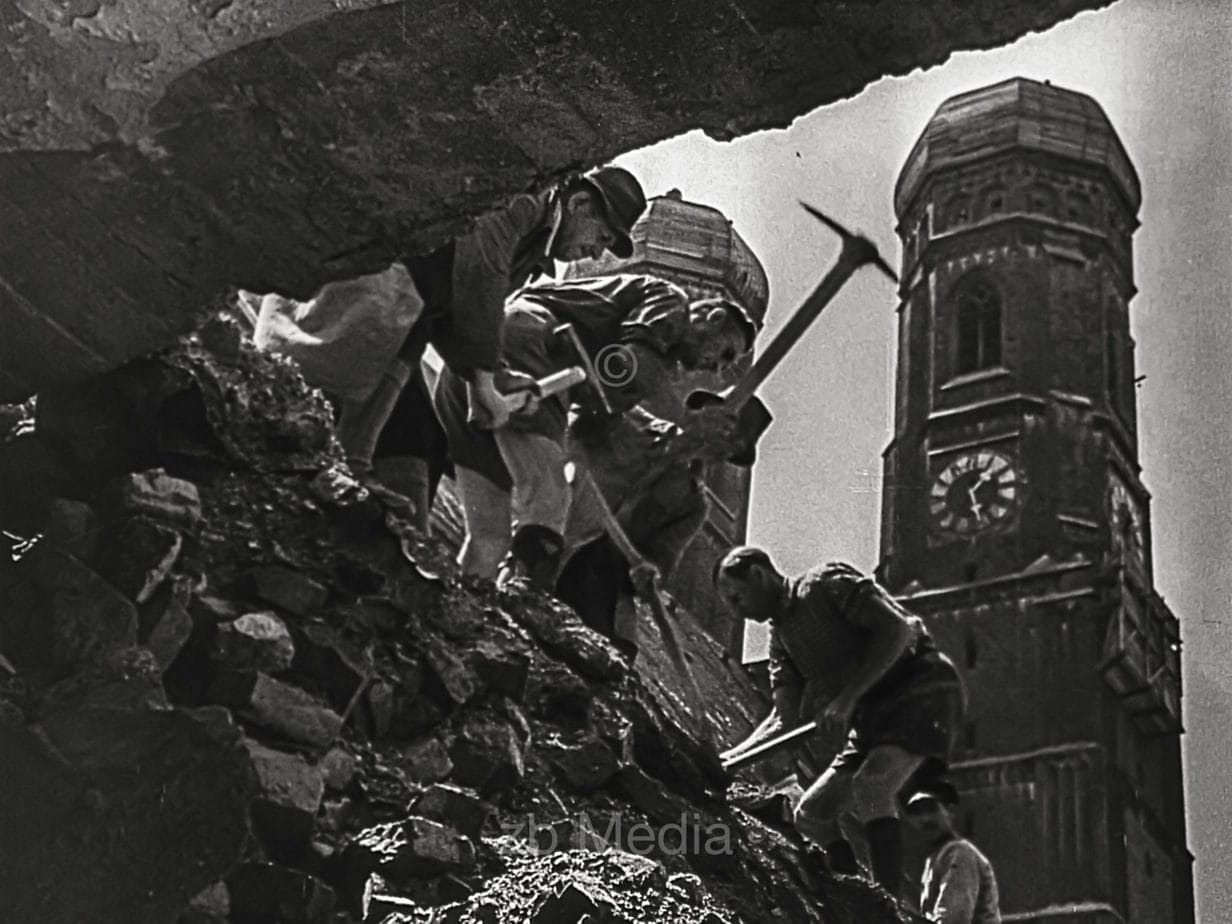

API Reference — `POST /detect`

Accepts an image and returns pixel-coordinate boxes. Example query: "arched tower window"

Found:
[980,185,1007,218]
[953,278,1003,375]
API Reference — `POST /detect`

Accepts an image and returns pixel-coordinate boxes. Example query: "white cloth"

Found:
[254,264,424,402]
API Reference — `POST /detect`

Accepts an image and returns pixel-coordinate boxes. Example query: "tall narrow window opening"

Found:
[955,280,1003,374]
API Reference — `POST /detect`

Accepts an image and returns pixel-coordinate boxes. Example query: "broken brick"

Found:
[95,468,202,532]
[403,737,454,784]
[542,736,620,794]
[210,671,342,749]
[448,719,525,794]
[409,784,493,840]
[466,638,530,702]
[250,564,328,616]
[421,636,479,706]
[212,611,295,673]
[290,621,370,711]
[17,545,138,672]
[243,739,325,850]
[93,515,183,604]
[321,747,359,791]
[138,574,195,671]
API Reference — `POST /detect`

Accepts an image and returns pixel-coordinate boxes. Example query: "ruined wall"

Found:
[0,0,1112,400]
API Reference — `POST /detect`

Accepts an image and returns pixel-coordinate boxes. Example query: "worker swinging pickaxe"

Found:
[685,201,897,418]
[560,203,897,723]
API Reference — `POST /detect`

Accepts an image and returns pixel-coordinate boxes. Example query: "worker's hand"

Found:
[467,376,513,430]
[817,691,857,738]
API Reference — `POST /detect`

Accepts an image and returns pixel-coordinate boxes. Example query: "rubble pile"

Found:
[0,319,909,924]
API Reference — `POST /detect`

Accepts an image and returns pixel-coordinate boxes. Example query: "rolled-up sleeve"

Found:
[445,194,549,374]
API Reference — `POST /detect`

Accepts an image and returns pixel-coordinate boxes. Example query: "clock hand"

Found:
[968,469,994,519]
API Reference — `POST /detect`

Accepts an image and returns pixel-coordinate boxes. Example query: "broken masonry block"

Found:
[409,783,494,840]
[42,497,97,560]
[420,636,480,707]
[212,610,296,673]
[390,689,446,740]
[242,738,326,850]
[290,622,371,712]
[95,468,202,532]
[403,736,454,784]
[343,816,476,885]
[225,862,337,924]
[321,746,360,792]
[448,719,525,794]
[250,564,329,617]
[209,670,342,749]
[512,602,626,683]
[139,574,195,671]
[542,736,620,794]
[16,545,139,673]
[466,638,531,702]
[93,515,184,605]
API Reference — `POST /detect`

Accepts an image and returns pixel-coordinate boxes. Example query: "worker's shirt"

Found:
[767,564,928,706]
[404,190,559,375]
[920,837,1001,924]
[498,275,692,436]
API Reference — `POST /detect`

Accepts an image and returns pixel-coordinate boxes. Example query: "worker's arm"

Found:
[815,575,917,734]
[724,630,803,759]
[928,844,981,924]
[446,194,552,426]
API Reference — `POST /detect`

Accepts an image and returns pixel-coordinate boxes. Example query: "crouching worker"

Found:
[434,274,755,589]
[904,780,1001,923]
[715,547,965,900]
[254,166,646,510]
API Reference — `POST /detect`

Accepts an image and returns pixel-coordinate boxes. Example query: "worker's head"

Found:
[713,545,784,623]
[552,167,647,262]
[903,779,960,842]
[679,297,758,373]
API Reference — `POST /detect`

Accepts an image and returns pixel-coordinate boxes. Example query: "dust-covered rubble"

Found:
[0,318,915,924]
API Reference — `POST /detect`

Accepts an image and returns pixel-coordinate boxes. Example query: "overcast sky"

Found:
[614,0,1231,917]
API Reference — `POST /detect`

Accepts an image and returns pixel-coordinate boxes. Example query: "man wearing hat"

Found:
[255,166,646,510]
[715,548,966,900]
[904,780,1001,923]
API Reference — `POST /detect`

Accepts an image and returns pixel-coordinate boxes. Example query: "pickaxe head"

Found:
[799,200,899,285]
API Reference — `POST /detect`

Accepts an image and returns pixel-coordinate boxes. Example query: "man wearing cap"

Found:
[255,166,646,508]
[435,273,756,589]
[904,780,1001,923]
[714,547,966,900]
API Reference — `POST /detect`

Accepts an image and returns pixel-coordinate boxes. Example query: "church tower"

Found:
[881,79,1194,921]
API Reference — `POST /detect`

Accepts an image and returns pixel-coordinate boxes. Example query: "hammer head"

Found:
[799,200,898,285]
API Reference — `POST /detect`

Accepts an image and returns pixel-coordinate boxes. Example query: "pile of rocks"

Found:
[0,319,911,924]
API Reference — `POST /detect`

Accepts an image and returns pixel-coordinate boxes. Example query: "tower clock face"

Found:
[930,449,1022,536]
[1108,471,1145,564]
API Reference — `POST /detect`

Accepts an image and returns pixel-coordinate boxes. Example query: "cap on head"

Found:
[582,166,647,258]
[690,296,760,351]
[905,779,960,810]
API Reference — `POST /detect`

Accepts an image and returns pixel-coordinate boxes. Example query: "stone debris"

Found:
[0,324,910,923]
[212,610,297,672]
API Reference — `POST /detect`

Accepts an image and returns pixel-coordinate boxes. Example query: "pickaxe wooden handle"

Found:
[720,719,820,772]
[689,201,898,412]
[577,468,700,692]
